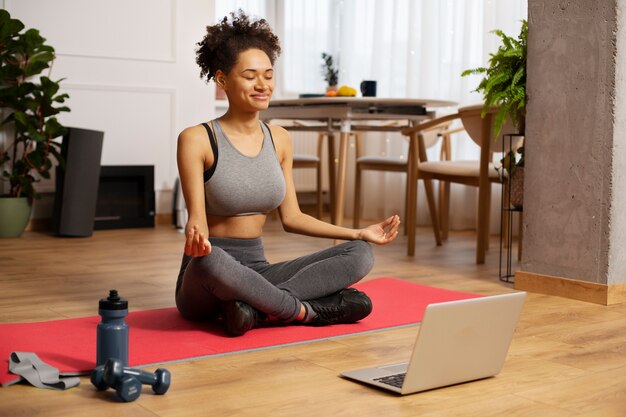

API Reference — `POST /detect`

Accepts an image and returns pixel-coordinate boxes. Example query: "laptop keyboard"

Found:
[374,372,406,388]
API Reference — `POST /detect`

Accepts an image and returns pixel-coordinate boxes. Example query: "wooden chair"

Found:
[271,120,333,220]
[352,121,455,248]
[435,126,465,241]
[292,135,325,218]
[402,104,522,263]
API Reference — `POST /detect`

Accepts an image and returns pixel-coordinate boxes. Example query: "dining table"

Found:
[261,97,457,233]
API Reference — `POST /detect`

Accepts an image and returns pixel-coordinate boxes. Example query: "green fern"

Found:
[463,20,527,138]
[463,20,527,175]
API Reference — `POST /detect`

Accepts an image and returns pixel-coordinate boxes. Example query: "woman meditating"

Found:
[175,11,400,336]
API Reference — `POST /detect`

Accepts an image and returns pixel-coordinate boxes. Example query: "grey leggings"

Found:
[175,237,374,322]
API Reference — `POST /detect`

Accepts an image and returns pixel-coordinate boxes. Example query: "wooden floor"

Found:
[1,218,626,416]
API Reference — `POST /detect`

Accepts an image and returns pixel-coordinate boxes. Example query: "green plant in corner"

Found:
[462,20,528,209]
[320,52,339,87]
[462,19,527,137]
[462,20,527,177]
[0,9,70,202]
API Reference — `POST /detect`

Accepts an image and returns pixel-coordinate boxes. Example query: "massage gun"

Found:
[91,358,171,402]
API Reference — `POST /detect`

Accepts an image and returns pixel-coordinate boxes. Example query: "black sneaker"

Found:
[220,300,266,337]
[306,288,372,326]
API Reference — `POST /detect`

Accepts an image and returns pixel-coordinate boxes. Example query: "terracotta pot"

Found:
[510,167,524,209]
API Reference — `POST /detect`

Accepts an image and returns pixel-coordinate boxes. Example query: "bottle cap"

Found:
[99,289,128,310]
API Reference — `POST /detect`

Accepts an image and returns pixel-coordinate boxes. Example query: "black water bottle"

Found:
[96,289,129,367]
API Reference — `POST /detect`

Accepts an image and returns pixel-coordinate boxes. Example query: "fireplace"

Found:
[94,165,155,230]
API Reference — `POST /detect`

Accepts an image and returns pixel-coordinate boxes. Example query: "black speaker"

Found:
[53,127,104,237]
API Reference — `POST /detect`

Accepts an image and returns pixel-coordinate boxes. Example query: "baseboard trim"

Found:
[515,271,626,305]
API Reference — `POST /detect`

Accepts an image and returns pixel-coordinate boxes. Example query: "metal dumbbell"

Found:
[110,374,142,402]
[90,365,108,391]
[90,361,142,402]
[90,358,170,402]
[103,358,171,396]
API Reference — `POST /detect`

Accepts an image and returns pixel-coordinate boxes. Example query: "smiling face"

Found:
[217,48,274,113]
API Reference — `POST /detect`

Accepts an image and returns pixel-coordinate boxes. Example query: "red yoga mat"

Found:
[0,277,480,386]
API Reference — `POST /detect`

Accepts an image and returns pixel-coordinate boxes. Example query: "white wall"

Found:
[4,0,217,215]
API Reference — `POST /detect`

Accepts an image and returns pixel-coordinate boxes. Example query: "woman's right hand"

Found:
[184,224,211,257]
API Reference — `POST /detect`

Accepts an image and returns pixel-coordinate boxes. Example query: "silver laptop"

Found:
[340,292,526,395]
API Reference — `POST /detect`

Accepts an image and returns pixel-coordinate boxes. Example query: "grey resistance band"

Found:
[8,352,80,390]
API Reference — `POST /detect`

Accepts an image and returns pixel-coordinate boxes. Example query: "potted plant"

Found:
[320,52,339,95]
[0,9,70,237]
[462,19,527,207]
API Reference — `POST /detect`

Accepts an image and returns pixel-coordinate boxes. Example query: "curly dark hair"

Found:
[196,10,281,83]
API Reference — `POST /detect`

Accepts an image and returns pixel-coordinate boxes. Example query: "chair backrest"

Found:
[458,104,522,153]
[420,120,453,149]
[354,120,443,160]
[421,130,439,149]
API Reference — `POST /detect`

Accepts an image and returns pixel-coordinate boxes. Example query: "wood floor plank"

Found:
[0,220,624,416]
[515,366,626,415]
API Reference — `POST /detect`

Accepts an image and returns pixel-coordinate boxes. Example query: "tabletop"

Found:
[267,97,457,107]
[262,97,458,123]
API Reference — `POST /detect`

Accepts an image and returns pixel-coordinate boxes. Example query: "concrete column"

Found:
[517,0,626,304]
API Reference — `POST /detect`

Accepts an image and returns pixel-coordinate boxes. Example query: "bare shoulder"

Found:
[177,124,214,169]
[178,124,213,155]
[267,123,292,147]
[178,124,208,143]
[266,124,292,162]
[267,123,289,138]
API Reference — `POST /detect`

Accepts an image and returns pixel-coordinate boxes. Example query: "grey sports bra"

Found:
[202,120,286,217]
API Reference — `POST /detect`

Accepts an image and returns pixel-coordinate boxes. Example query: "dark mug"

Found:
[360,80,377,97]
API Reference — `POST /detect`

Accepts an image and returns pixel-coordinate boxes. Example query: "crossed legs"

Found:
[175,238,374,324]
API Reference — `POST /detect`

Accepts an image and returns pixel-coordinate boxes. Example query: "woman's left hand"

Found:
[359,215,401,245]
